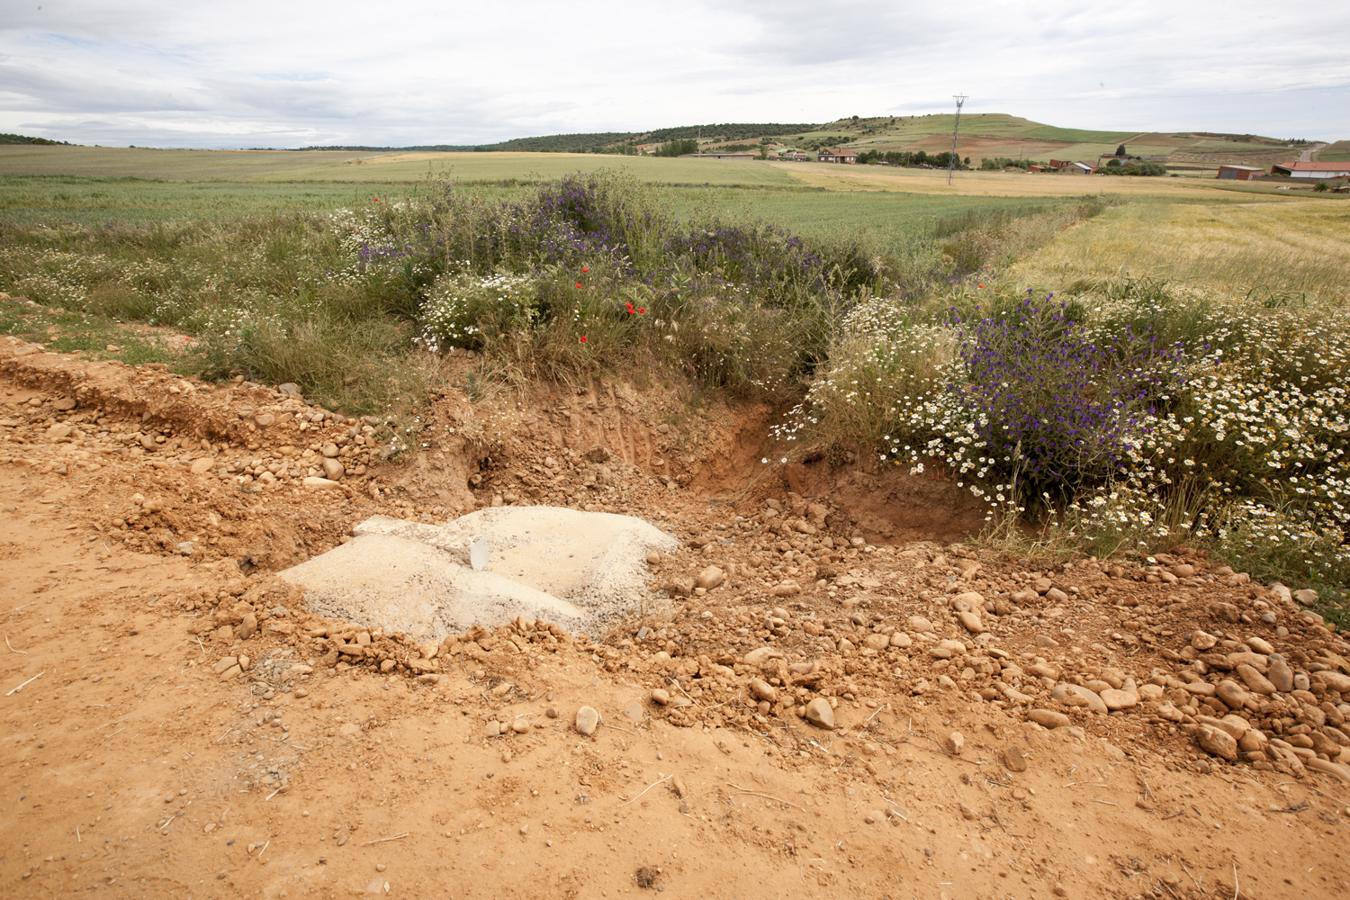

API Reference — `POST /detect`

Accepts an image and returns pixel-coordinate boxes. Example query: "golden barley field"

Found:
[1012,198,1350,302]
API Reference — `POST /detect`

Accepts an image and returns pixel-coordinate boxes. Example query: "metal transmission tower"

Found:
[948,94,968,185]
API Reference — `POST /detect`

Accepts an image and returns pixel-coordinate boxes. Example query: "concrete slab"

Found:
[280,506,678,640]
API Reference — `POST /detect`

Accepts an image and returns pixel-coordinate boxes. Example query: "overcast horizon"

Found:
[2,1,1347,149]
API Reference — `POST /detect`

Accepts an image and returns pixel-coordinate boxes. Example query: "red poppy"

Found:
[579,335,588,343]
[581,266,590,274]
[637,307,646,314]
[575,281,583,289]
[977,282,985,289]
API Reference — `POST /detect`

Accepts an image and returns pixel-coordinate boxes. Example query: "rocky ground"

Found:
[2,332,1349,899]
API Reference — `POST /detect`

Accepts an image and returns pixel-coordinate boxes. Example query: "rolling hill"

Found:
[23,116,1330,167]
[688,114,1319,168]
[447,114,1324,168]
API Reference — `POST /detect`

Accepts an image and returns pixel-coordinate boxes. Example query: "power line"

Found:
[948,94,967,185]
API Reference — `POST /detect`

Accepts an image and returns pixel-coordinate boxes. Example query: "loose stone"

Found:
[574,706,601,736]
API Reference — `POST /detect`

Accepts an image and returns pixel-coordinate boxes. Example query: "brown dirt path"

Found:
[2,337,1348,899]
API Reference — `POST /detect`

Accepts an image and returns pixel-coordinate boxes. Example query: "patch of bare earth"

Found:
[2,335,1348,898]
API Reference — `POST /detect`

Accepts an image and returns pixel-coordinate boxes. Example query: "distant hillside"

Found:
[302,123,821,155]
[794,114,1317,168]
[287,115,1331,167]
[470,115,1318,167]
[0,133,70,146]
[485,132,638,153]
[1318,140,1350,162]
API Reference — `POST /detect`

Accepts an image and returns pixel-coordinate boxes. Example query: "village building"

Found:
[1270,161,1350,179]
[1046,159,1095,174]
[1216,164,1265,181]
[817,148,858,164]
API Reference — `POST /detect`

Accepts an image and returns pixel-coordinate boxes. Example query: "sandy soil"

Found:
[2,333,1348,899]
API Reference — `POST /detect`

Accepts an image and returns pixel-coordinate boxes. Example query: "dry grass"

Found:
[1012,199,1350,302]
[772,161,1310,200]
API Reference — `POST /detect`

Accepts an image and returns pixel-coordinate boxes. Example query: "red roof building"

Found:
[1270,161,1350,178]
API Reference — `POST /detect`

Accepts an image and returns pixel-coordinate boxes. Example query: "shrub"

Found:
[831,280,1350,595]
[419,271,538,352]
[773,297,953,455]
[1099,161,1167,176]
[654,139,698,157]
[886,291,1186,509]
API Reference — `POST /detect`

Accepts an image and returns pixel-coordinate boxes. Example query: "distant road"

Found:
[1300,142,1328,162]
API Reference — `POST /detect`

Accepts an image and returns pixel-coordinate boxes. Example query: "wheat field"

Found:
[1012,198,1350,301]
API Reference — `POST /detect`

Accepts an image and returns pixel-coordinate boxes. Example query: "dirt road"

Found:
[2,334,1347,898]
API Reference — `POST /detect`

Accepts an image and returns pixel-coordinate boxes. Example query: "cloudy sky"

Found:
[2,1,1347,148]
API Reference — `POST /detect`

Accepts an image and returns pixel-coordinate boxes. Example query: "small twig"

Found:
[881,795,908,821]
[861,703,889,729]
[264,787,283,801]
[5,634,27,654]
[621,774,672,804]
[360,832,409,846]
[1179,859,1201,891]
[75,825,81,843]
[725,782,804,811]
[1063,780,1105,789]
[257,840,270,860]
[1232,860,1239,900]
[158,814,176,832]
[1088,799,1119,807]
[669,679,698,705]
[5,670,44,696]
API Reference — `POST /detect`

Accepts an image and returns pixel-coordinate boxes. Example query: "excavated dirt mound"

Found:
[280,507,678,638]
[2,331,1349,899]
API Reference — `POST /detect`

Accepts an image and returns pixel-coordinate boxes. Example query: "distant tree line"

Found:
[642,123,817,143]
[857,149,969,169]
[1100,159,1167,176]
[980,157,1033,170]
[802,135,854,150]
[654,139,699,157]
[0,133,70,145]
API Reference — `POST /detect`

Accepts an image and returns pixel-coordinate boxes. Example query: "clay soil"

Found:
[2,334,1348,899]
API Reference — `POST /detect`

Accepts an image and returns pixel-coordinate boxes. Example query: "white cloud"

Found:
[0,0,1345,147]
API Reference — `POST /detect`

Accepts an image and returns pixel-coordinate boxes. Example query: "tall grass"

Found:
[0,173,917,407]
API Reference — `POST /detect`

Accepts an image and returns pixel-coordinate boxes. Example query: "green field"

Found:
[0,146,799,186]
[0,149,1070,256]
[0,176,428,224]
[1318,140,1350,162]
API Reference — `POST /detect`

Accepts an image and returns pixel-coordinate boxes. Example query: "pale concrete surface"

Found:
[281,506,678,638]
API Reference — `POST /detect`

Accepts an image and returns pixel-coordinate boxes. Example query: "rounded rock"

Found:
[574,706,601,736]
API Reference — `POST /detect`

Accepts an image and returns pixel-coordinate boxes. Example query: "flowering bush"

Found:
[418,271,537,352]
[783,281,1349,598]
[772,296,952,453]
[938,292,1186,502]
